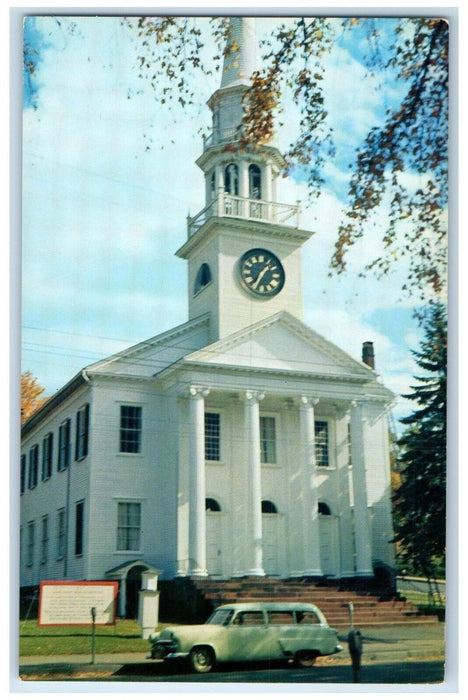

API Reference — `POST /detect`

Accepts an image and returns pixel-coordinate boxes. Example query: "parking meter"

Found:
[347,629,363,683]
[91,607,97,664]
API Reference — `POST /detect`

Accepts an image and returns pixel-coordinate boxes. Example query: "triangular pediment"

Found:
[176,311,376,381]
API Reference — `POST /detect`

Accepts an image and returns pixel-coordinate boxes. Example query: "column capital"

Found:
[350,400,367,423]
[299,396,320,408]
[244,390,265,403]
[189,386,210,398]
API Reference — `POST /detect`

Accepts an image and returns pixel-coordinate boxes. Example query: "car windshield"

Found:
[206,609,234,626]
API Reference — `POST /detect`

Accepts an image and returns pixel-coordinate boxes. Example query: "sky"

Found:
[19,10,449,430]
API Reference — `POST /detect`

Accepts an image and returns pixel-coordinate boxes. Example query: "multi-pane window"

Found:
[42,432,53,480]
[58,419,71,471]
[260,416,277,463]
[57,508,66,559]
[117,502,141,551]
[315,420,329,467]
[75,404,90,461]
[40,515,49,564]
[28,444,39,489]
[27,521,35,567]
[204,412,220,461]
[20,455,26,495]
[120,406,142,453]
[75,501,84,556]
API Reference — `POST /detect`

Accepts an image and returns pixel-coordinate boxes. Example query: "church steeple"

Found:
[220,17,257,88]
[203,17,261,157]
[176,16,313,343]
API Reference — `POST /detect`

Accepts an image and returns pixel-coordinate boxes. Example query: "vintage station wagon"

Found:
[148,602,343,673]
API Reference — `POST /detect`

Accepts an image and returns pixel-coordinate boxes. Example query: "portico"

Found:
[171,335,382,581]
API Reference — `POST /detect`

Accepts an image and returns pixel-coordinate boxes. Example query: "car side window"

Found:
[268,611,295,625]
[233,611,265,626]
[296,611,321,624]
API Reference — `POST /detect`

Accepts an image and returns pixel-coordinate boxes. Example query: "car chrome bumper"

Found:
[166,652,190,660]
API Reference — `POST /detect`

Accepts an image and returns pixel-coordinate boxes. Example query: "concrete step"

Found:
[191,577,438,626]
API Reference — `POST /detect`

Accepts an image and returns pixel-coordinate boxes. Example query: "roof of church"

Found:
[22,309,393,439]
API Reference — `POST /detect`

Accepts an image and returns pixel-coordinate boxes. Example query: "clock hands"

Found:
[251,260,275,290]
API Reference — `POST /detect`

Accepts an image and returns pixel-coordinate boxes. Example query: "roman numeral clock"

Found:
[238,248,285,297]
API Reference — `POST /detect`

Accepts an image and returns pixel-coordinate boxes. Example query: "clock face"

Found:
[238,248,285,297]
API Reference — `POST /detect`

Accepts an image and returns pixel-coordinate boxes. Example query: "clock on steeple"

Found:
[238,248,285,297]
[176,17,313,344]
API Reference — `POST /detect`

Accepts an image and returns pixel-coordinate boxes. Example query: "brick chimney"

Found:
[362,341,375,369]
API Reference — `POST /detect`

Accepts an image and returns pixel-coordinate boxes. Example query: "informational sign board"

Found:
[39,581,118,626]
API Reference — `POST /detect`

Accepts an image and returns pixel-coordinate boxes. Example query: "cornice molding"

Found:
[176,217,312,259]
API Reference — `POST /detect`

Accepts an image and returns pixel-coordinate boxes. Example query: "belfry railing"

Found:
[187,194,301,237]
[202,126,243,150]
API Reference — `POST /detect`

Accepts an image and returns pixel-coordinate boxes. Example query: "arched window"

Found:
[205,498,221,512]
[318,502,331,516]
[224,163,239,195]
[249,164,261,199]
[194,263,212,294]
[261,500,278,514]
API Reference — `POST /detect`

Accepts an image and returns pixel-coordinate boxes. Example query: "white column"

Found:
[217,185,225,217]
[239,161,249,217]
[299,397,323,576]
[244,391,265,576]
[188,386,210,577]
[349,401,373,576]
[263,162,273,220]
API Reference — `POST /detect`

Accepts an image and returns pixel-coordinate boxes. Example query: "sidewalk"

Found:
[18,623,445,675]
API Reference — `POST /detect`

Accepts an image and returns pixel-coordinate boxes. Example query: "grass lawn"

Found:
[19,618,165,656]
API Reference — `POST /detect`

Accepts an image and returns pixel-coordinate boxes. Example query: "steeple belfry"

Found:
[220,17,257,88]
[177,16,314,343]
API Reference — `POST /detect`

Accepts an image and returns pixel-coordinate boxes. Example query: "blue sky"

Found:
[20,12,447,429]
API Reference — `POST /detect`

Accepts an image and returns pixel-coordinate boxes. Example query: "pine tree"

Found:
[393,303,447,581]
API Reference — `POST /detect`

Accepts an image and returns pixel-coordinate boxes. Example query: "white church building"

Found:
[20,18,395,618]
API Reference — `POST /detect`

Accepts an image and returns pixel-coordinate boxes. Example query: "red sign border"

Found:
[38,580,119,627]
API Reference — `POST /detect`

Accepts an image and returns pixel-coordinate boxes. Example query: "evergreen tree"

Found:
[393,303,447,580]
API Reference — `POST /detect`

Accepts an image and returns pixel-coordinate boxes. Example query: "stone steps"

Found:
[191,578,439,628]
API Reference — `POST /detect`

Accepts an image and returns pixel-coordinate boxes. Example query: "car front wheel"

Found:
[151,644,167,660]
[294,650,318,668]
[189,646,215,673]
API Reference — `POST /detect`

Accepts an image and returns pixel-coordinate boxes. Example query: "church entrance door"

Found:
[206,513,223,576]
[319,515,339,576]
[125,565,146,618]
[262,515,280,576]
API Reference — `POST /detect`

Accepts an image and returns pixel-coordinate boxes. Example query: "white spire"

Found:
[220,17,257,88]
